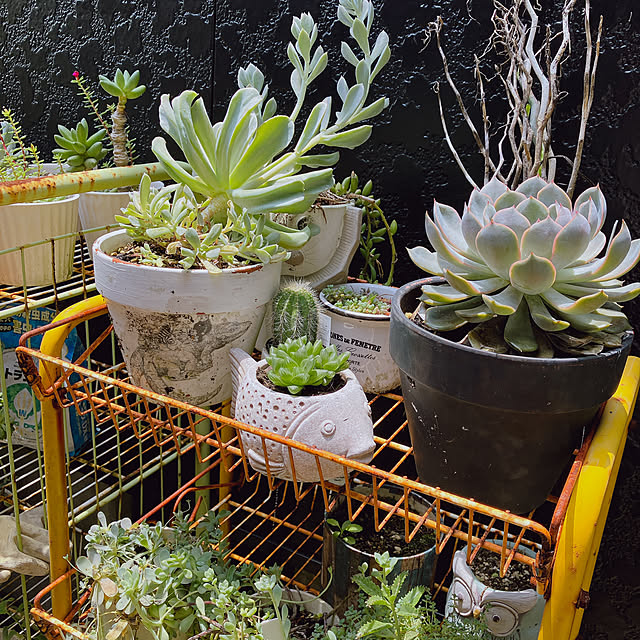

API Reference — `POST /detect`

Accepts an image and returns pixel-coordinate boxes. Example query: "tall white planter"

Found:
[0,195,79,287]
[277,203,362,289]
[319,283,400,394]
[94,230,282,406]
[79,191,131,252]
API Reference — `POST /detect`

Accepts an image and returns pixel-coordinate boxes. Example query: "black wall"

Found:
[1,0,640,328]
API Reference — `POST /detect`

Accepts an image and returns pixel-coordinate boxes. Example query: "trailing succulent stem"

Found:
[332,172,397,285]
[0,109,43,181]
[272,280,320,346]
[410,177,640,356]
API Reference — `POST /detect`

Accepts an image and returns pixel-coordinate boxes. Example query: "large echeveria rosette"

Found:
[409,176,640,355]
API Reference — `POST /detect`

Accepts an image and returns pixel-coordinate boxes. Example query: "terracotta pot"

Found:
[94,230,281,406]
[229,348,375,482]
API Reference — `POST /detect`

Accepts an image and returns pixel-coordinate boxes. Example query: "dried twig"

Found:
[567,0,603,196]
[433,82,479,189]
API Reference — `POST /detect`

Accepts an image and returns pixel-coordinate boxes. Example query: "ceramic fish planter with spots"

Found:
[229,348,375,482]
[445,549,545,639]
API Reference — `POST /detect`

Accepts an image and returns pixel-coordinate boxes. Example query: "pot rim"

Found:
[320,282,396,322]
[5,194,80,207]
[393,278,634,366]
[94,229,275,276]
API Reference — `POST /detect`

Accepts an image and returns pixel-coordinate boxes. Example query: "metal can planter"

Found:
[94,230,281,407]
[319,283,400,394]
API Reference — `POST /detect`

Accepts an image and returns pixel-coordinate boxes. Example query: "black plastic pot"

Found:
[389,278,633,514]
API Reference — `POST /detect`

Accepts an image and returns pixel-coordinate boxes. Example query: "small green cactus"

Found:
[53,118,108,171]
[272,280,320,346]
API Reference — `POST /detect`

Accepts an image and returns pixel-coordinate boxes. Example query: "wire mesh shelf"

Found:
[12,297,640,639]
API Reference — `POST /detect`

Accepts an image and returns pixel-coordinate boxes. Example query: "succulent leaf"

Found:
[475,223,520,278]
[482,285,523,315]
[504,299,538,353]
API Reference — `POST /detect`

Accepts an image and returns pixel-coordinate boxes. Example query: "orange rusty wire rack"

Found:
[15,297,638,639]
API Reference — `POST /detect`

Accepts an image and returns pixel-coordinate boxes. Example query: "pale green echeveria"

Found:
[151,0,390,249]
[409,176,640,356]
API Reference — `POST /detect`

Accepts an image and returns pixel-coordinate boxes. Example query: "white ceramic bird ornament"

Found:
[445,550,546,639]
[229,348,375,482]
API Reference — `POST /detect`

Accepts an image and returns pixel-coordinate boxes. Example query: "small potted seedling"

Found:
[320,283,400,394]
[230,337,375,482]
[322,486,437,616]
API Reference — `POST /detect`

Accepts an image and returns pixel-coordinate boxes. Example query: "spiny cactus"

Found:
[272,280,320,346]
[53,118,108,171]
[409,176,640,356]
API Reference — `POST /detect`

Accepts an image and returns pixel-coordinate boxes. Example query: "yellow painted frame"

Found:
[27,294,640,637]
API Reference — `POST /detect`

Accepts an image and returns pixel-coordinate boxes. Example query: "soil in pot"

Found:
[470,549,533,592]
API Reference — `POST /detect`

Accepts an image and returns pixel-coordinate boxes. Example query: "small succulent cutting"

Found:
[55,69,146,172]
[410,176,640,356]
[115,174,310,271]
[266,337,350,395]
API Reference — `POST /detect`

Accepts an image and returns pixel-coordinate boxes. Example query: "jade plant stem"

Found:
[0,163,169,205]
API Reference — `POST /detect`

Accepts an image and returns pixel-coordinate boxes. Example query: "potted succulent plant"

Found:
[390,177,638,512]
[54,69,147,251]
[229,337,375,482]
[0,111,79,286]
[93,0,391,406]
[387,0,631,513]
[320,283,400,394]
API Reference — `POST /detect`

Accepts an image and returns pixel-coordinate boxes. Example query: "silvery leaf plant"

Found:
[410,176,640,357]
[138,0,390,270]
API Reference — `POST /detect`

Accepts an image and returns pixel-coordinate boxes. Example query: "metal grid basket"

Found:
[11,295,640,640]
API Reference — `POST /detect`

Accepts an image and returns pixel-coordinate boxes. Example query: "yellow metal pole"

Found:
[33,296,108,620]
[538,356,640,640]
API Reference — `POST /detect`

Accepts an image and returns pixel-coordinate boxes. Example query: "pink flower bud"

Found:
[72,71,80,79]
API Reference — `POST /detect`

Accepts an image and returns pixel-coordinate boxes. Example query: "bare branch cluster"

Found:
[428,0,603,197]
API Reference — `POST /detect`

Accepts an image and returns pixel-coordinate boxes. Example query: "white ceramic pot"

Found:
[79,191,131,252]
[276,203,362,290]
[445,548,545,639]
[94,230,282,406]
[319,283,400,394]
[230,348,375,482]
[0,195,79,287]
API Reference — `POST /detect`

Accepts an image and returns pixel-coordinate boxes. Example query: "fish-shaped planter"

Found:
[230,348,375,482]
